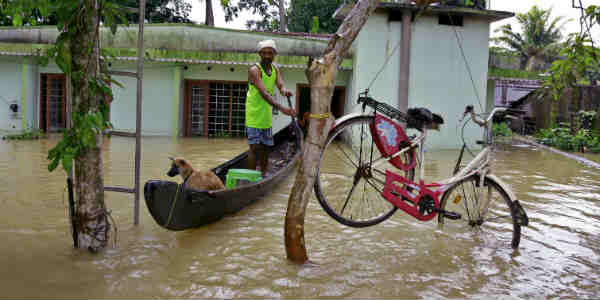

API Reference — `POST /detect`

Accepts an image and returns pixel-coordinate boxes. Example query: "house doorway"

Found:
[296,84,346,124]
[39,74,67,133]
[183,80,248,137]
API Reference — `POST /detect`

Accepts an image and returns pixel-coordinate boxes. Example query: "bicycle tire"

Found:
[314,115,416,227]
[438,174,521,248]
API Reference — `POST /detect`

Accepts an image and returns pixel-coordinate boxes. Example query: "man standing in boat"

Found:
[246,39,296,178]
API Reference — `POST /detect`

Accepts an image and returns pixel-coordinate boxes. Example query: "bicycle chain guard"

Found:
[369,114,416,171]
[382,170,441,221]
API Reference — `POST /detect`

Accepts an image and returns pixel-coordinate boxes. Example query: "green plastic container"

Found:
[225,168,263,189]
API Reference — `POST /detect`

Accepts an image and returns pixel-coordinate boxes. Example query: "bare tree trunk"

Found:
[284,0,380,264]
[278,0,287,32]
[70,0,109,252]
[205,0,215,26]
[525,55,546,72]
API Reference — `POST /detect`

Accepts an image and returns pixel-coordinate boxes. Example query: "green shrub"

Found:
[535,126,600,153]
[492,122,512,137]
[2,127,46,140]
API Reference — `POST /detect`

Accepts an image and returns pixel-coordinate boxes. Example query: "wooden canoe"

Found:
[143,122,302,231]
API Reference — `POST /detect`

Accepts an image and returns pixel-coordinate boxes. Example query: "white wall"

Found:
[352,10,492,149]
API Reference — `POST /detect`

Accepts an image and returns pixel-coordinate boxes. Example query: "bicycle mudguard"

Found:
[369,114,417,171]
[331,112,368,129]
[485,174,517,201]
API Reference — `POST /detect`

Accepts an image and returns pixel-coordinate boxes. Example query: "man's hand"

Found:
[282,107,297,117]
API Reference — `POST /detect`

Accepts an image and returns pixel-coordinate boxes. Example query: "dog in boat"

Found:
[167,157,225,191]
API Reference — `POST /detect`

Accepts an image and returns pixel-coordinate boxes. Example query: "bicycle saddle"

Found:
[407,108,444,130]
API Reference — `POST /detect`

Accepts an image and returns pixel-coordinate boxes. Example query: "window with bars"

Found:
[185,80,248,137]
[39,74,66,133]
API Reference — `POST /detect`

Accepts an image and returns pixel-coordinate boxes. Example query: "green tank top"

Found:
[246,64,277,129]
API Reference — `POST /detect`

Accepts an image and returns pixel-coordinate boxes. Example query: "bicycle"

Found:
[314,90,529,248]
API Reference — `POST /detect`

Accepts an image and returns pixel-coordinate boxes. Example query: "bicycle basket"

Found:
[369,114,417,171]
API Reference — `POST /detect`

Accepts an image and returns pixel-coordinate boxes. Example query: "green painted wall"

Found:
[110,63,176,135]
[409,14,491,149]
[351,11,492,149]
[0,57,23,132]
[350,13,402,112]
[0,56,36,133]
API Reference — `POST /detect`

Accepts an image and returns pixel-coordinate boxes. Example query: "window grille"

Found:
[39,74,66,132]
[190,86,206,135]
[186,80,248,137]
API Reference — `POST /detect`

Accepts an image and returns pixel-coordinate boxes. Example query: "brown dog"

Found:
[167,157,225,191]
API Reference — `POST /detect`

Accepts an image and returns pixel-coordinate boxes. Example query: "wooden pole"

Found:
[399,11,412,112]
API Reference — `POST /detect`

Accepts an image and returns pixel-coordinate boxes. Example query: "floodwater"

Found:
[0,134,599,299]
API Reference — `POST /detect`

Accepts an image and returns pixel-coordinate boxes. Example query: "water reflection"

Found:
[0,135,598,298]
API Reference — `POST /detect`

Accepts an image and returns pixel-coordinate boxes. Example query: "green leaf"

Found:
[48,157,60,172]
[12,13,22,26]
[61,154,74,173]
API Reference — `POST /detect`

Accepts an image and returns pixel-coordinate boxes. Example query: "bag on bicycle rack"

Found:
[369,114,417,171]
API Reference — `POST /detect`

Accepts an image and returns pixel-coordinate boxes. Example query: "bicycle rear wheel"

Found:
[438,174,521,248]
[315,116,415,227]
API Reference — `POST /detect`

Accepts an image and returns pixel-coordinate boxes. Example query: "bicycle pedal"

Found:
[434,208,461,220]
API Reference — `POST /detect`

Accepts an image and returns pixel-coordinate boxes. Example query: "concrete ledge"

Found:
[514,135,600,169]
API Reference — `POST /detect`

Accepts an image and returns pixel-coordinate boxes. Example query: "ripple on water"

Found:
[1,138,600,298]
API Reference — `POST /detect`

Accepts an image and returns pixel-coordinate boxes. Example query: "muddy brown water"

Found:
[0,135,598,298]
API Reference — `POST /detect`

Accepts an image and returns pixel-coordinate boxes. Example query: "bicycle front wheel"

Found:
[315,116,415,227]
[438,174,521,248]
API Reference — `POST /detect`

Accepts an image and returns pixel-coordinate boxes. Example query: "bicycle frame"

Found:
[337,106,511,221]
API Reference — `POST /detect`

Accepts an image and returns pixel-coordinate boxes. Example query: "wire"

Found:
[366,38,404,91]
[448,12,484,112]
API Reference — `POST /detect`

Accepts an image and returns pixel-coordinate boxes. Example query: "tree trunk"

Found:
[278,0,287,32]
[284,0,380,264]
[70,0,110,252]
[205,0,215,27]
[525,55,546,72]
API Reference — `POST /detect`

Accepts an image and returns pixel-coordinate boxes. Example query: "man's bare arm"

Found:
[275,67,292,97]
[248,66,295,116]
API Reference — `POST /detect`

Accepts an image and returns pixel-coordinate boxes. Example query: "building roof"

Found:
[0,23,343,57]
[0,43,353,70]
[334,1,514,22]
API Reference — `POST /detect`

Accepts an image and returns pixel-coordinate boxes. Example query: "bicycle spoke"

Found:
[340,174,361,216]
[315,115,415,228]
[438,174,521,248]
[333,142,359,169]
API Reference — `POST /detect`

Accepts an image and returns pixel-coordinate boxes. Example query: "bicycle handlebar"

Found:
[464,105,524,128]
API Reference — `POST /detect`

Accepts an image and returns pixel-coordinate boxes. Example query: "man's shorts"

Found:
[247,127,274,146]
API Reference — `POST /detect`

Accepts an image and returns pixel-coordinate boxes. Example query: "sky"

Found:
[184,0,600,42]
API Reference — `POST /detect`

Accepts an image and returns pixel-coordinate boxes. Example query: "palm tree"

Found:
[494,5,568,72]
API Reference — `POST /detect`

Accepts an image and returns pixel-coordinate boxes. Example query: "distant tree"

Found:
[287,0,343,34]
[121,0,193,23]
[0,0,192,26]
[0,2,57,26]
[203,0,214,26]
[493,5,568,72]
[543,2,600,99]
[223,0,287,32]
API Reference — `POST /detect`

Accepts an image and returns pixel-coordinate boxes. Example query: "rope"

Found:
[164,183,181,227]
[307,112,332,119]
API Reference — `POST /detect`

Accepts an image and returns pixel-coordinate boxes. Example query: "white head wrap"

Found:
[257,39,277,53]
